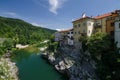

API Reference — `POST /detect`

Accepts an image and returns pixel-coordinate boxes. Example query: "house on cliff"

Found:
[54,29,74,46]
[72,14,95,45]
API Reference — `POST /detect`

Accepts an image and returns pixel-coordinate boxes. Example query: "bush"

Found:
[79,36,88,52]
[48,42,59,52]
[85,32,120,80]
[87,32,111,59]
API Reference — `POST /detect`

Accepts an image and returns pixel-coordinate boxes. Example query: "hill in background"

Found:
[0,16,56,44]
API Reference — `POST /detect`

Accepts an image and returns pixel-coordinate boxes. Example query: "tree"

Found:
[85,32,120,80]
[79,36,88,52]
[87,32,111,59]
[12,34,19,48]
[3,39,13,51]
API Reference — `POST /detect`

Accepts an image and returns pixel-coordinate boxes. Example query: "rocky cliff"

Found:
[42,46,99,80]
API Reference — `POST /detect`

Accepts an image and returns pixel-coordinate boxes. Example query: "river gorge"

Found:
[12,51,68,80]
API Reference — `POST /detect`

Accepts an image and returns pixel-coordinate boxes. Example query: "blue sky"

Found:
[0,0,120,30]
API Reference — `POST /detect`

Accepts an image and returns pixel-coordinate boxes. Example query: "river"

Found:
[12,51,68,80]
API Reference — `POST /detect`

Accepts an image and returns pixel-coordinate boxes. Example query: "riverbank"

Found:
[0,56,19,80]
[42,46,98,80]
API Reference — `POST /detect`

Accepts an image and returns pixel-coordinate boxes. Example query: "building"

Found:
[94,12,112,33]
[67,29,73,45]
[59,30,69,45]
[115,10,120,48]
[54,32,62,42]
[94,10,119,35]
[54,29,74,46]
[72,16,94,44]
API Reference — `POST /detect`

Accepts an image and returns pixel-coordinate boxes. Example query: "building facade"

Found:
[115,10,120,48]
[67,29,73,45]
[72,16,94,44]
[94,13,112,33]
[94,10,119,35]
[54,32,62,42]
[54,29,74,46]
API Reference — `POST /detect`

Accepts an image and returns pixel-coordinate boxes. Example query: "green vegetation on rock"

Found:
[80,32,120,80]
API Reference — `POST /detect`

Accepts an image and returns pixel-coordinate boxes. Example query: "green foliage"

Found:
[79,36,88,52]
[87,32,111,58]
[96,43,120,80]
[50,34,55,43]
[47,35,59,52]
[81,32,120,80]
[0,39,13,56]
[0,16,56,45]
[0,47,4,56]
[3,39,13,51]
[48,42,59,52]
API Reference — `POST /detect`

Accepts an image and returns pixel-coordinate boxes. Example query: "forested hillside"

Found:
[0,16,56,44]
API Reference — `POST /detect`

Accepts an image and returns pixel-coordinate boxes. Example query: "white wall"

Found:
[67,31,73,45]
[87,21,94,36]
[54,32,61,41]
[115,20,120,48]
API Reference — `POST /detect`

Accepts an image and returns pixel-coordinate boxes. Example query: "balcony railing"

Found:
[94,23,102,28]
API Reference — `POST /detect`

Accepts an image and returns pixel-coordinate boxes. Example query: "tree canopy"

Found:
[0,16,56,44]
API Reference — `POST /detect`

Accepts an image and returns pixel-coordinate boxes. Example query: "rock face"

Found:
[42,46,99,80]
[0,57,19,80]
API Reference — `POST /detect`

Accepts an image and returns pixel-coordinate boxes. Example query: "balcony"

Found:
[94,23,102,28]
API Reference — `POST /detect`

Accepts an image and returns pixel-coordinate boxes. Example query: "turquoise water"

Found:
[13,53,67,80]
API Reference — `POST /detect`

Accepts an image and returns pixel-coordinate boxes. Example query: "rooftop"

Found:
[94,13,112,19]
[94,10,120,19]
[72,16,94,23]
[73,10,120,22]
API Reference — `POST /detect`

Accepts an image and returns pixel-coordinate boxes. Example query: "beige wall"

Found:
[95,16,112,33]
[73,18,94,43]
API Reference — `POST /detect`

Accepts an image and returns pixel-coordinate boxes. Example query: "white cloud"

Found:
[32,0,48,9]
[31,22,42,26]
[3,12,17,16]
[49,0,66,14]
[56,28,65,31]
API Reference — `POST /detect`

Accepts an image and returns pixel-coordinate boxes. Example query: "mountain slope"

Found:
[0,16,56,44]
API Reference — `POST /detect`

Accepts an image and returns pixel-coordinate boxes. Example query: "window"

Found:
[88,23,91,26]
[71,36,73,40]
[78,24,81,27]
[83,23,86,26]
[89,30,90,33]
[71,32,73,34]
[119,23,120,28]
[78,31,80,34]
[111,22,114,27]
[74,25,77,28]
[83,30,85,33]
[110,31,114,36]
[74,32,76,34]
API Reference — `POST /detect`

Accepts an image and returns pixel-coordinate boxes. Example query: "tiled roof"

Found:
[72,10,120,22]
[94,13,112,19]
[72,16,94,23]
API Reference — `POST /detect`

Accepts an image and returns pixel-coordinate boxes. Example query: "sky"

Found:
[0,0,120,30]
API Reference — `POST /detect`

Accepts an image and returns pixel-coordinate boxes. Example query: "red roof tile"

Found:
[72,16,94,23]
[94,12,112,19]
